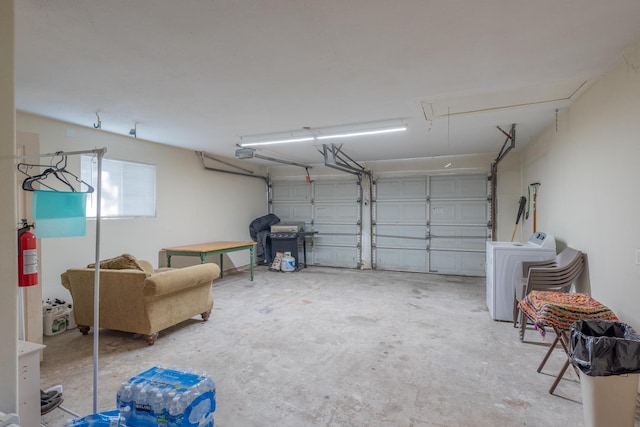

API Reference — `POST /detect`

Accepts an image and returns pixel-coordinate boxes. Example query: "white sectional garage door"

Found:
[374,177,429,272]
[374,174,488,276]
[271,179,361,268]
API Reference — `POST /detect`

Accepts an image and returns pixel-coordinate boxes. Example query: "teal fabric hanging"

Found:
[32,190,87,238]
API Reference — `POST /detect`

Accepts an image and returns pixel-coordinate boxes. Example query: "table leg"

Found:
[167,254,172,268]
[250,246,254,281]
[549,358,572,394]
[537,333,561,373]
[219,254,224,278]
[547,327,578,394]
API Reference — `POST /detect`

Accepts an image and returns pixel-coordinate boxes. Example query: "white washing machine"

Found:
[486,232,556,321]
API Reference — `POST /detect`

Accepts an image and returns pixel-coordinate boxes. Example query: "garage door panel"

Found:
[314,181,358,201]
[430,178,457,198]
[430,226,487,251]
[430,250,485,275]
[376,224,427,249]
[272,203,313,222]
[376,178,427,199]
[431,175,487,198]
[313,223,359,246]
[430,200,487,224]
[272,182,311,201]
[460,202,487,223]
[377,201,427,223]
[376,248,427,272]
[314,202,359,223]
[313,246,358,268]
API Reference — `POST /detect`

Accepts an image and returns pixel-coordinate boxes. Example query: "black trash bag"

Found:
[249,214,280,262]
[249,214,280,240]
[569,320,640,377]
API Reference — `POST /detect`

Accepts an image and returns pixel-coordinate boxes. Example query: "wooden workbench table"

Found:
[162,241,257,281]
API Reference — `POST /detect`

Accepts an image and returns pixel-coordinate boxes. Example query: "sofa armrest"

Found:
[144,264,221,297]
[61,271,71,289]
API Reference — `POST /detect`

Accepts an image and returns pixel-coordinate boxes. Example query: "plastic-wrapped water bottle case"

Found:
[65,366,215,427]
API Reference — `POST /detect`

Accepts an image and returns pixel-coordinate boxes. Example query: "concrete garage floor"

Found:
[40,267,640,427]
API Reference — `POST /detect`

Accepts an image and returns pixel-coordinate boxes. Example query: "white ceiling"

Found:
[15,1,640,168]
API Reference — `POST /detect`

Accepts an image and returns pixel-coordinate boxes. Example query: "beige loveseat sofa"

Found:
[61,255,220,345]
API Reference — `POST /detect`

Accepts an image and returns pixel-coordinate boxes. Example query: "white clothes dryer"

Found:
[486,232,556,321]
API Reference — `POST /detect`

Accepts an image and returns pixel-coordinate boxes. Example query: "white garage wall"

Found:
[16,112,268,300]
[521,42,640,329]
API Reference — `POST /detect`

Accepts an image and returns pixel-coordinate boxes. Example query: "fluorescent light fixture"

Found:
[316,125,407,140]
[239,122,407,147]
[240,137,314,147]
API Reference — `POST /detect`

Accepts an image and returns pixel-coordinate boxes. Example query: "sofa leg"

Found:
[201,310,211,321]
[145,333,159,346]
[78,325,90,335]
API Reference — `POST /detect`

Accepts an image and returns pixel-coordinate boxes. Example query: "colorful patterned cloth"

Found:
[518,291,618,337]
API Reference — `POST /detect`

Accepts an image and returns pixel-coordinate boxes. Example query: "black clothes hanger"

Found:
[17,153,95,193]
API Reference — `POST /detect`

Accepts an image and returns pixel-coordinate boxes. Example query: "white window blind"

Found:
[81,155,156,218]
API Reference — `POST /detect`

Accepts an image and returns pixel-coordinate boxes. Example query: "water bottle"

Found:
[120,405,131,424]
[134,384,150,426]
[117,383,133,410]
[131,382,144,405]
[168,395,180,416]
[169,394,186,425]
[164,390,176,414]
[150,391,166,425]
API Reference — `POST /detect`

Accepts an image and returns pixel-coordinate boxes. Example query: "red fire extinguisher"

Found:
[18,219,38,287]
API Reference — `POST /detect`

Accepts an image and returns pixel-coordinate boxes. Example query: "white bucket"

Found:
[281,255,296,272]
[43,305,67,336]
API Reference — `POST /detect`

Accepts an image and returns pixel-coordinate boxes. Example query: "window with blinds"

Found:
[81,155,156,218]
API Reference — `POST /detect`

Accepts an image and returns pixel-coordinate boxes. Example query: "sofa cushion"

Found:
[87,253,144,271]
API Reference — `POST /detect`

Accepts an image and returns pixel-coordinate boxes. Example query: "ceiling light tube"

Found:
[239,137,315,147]
[316,125,407,140]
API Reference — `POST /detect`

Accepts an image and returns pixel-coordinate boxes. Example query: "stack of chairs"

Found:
[513,247,585,341]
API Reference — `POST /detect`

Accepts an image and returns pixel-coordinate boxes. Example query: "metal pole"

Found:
[93,149,104,414]
[1,147,105,160]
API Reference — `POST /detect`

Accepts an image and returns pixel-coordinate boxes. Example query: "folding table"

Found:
[518,291,619,394]
[162,241,257,280]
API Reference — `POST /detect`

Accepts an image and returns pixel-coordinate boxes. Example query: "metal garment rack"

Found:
[11,148,106,416]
